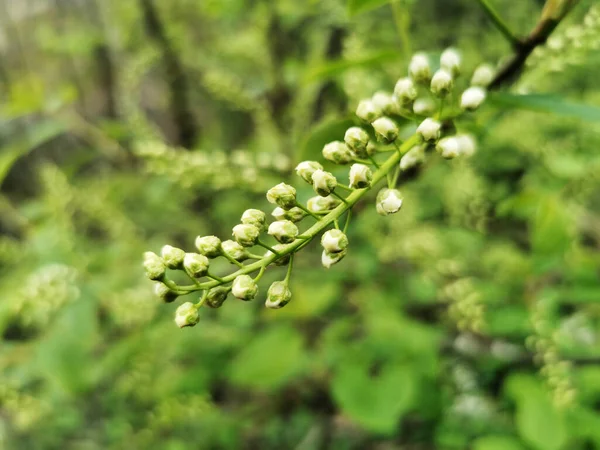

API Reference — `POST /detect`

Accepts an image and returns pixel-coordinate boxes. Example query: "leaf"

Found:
[303,50,398,82]
[530,196,572,258]
[488,93,600,122]
[299,117,355,161]
[472,435,526,450]
[347,0,393,16]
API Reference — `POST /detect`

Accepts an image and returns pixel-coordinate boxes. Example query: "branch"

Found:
[475,0,521,47]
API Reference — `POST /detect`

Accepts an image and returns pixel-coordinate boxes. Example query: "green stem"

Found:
[343,210,352,233]
[336,183,354,192]
[284,254,294,283]
[195,290,208,308]
[207,271,224,283]
[331,191,349,205]
[253,265,266,283]
[257,239,280,256]
[391,0,412,56]
[475,0,521,47]
[295,201,321,220]
[221,250,244,267]
[367,155,381,169]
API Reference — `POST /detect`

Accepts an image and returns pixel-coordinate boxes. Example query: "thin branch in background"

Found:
[391,0,412,56]
[474,0,521,47]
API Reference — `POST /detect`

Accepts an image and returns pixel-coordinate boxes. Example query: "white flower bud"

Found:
[311,169,337,197]
[266,183,297,210]
[349,163,373,188]
[206,286,229,308]
[394,77,418,105]
[471,64,495,87]
[307,195,341,213]
[344,127,370,158]
[371,117,399,143]
[322,141,354,165]
[322,248,347,268]
[295,161,323,183]
[409,53,431,84]
[232,275,258,301]
[417,118,442,142]
[143,251,166,281]
[376,188,403,216]
[232,224,260,247]
[412,98,436,116]
[174,302,200,328]
[356,99,381,122]
[195,235,221,258]
[154,282,178,303]
[221,240,249,262]
[263,244,291,266]
[321,229,349,253]
[265,281,292,309]
[272,206,306,223]
[372,91,397,115]
[437,136,461,159]
[161,245,185,269]
[241,209,266,231]
[456,134,477,157]
[440,48,461,76]
[460,87,486,111]
[430,69,453,97]
[183,253,210,278]
[268,220,299,243]
[400,145,426,171]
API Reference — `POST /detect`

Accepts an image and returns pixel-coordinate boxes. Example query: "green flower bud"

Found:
[371,117,399,143]
[311,169,337,197]
[376,188,403,216]
[409,52,432,84]
[394,77,418,106]
[266,183,297,210]
[232,275,258,301]
[344,127,370,158]
[322,248,347,269]
[366,141,378,156]
[174,302,199,328]
[183,252,210,278]
[356,99,381,122]
[143,251,166,280]
[437,136,460,159]
[205,286,230,308]
[265,281,292,309]
[268,220,299,244]
[400,144,426,171]
[321,229,349,253]
[372,91,398,116]
[471,63,495,87]
[412,97,436,116]
[195,235,222,258]
[349,163,372,189]
[440,48,461,77]
[295,161,323,183]
[272,206,306,223]
[430,69,453,97]
[416,118,441,142]
[232,223,260,247]
[322,141,353,165]
[263,244,291,266]
[241,209,266,231]
[221,240,249,262]
[307,195,341,213]
[161,245,185,269]
[154,282,178,303]
[460,87,486,111]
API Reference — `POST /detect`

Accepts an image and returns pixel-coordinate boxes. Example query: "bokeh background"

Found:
[1,0,600,448]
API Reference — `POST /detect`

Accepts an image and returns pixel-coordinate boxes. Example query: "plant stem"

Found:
[475,0,521,47]
[284,254,294,283]
[257,239,280,256]
[391,0,412,56]
[295,202,321,220]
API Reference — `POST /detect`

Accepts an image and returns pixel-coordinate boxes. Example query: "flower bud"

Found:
[344,127,370,157]
[372,91,397,115]
[371,117,399,143]
[417,118,442,142]
[272,206,306,223]
[195,235,222,258]
[232,275,258,301]
[376,188,403,216]
[311,169,337,196]
[154,282,178,303]
[221,240,249,262]
[263,244,291,266]
[456,134,477,157]
[430,69,453,97]
[322,141,354,165]
[440,48,461,77]
[307,195,341,213]
[183,252,210,277]
[349,163,372,188]
[143,251,166,281]
[356,99,381,122]
[205,286,230,308]
[471,63,495,87]
[437,136,460,159]
[366,141,378,156]
[322,248,347,269]
[412,98,436,116]
[409,53,431,84]
[161,245,185,269]
[241,209,266,231]
[394,77,418,105]
[265,281,292,309]
[174,302,199,328]
[268,220,299,244]
[266,183,297,210]
[400,144,426,171]
[295,161,323,183]
[321,229,349,253]
[460,87,486,111]
[232,223,260,247]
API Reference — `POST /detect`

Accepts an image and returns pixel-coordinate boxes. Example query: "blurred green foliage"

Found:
[1,0,600,448]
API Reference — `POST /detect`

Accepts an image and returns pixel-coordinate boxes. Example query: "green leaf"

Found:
[303,50,398,82]
[531,196,572,258]
[299,117,355,161]
[489,93,600,122]
[348,0,393,16]
[472,435,527,450]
